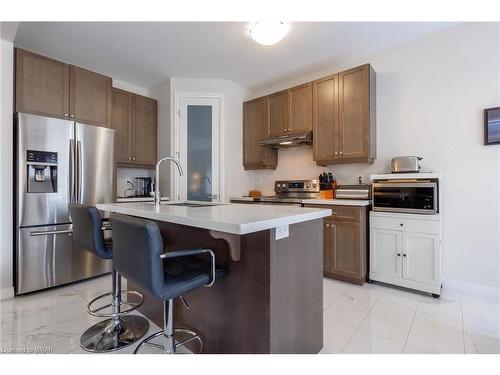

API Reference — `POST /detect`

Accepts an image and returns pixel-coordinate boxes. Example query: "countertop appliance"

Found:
[391,156,423,173]
[135,177,152,197]
[372,177,438,214]
[15,113,115,295]
[335,184,371,200]
[259,131,313,148]
[231,179,320,206]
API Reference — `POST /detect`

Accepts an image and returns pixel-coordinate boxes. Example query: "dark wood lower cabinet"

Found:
[305,204,369,285]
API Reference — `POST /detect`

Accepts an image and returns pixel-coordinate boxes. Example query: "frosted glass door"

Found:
[178,97,220,202]
[187,105,212,201]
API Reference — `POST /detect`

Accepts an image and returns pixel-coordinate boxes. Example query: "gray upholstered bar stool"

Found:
[110,213,226,354]
[68,204,149,352]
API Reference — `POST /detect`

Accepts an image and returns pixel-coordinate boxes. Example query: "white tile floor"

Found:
[321,278,500,354]
[1,276,499,354]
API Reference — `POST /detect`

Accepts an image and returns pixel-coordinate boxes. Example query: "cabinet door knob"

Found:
[400,223,404,227]
[397,253,401,256]
[64,113,69,117]
[403,254,407,257]
[334,152,338,155]
[325,223,330,227]
[133,157,136,161]
[70,114,75,118]
[339,151,343,155]
[128,157,132,160]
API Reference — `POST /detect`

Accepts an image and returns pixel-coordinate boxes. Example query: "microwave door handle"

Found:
[373,182,437,188]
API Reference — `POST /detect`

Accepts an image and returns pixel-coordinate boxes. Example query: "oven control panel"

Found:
[275,179,320,193]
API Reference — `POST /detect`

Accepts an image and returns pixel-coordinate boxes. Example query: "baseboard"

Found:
[0,286,14,301]
[442,277,500,300]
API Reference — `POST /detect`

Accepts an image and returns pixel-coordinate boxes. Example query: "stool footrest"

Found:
[134,328,203,354]
[87,290,144,318]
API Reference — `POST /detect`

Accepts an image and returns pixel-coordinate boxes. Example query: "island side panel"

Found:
[128,220,272,353]
[270,219,323,354]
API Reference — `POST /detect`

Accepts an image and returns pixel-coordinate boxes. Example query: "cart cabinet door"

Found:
[402,231,441,285]
[370,228,402,278]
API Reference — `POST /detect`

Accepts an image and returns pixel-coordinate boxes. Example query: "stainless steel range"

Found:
[231,179,320,206]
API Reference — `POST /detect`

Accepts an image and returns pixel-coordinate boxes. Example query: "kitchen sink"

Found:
[165,202,222,208]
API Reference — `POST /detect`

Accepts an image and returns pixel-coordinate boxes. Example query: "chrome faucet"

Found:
[155,157,184,206]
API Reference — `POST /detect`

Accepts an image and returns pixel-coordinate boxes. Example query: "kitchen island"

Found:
[96,202,331,353]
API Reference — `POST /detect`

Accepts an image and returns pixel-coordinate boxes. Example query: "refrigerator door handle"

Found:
[69,139,75,203]
[76,140,82,203]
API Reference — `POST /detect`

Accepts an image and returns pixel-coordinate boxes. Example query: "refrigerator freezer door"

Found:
[75,123,115,208]
[16,113,74,227]
[16,224,112,294]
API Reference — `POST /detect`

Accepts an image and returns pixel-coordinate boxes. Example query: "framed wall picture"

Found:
[484,106,500,145]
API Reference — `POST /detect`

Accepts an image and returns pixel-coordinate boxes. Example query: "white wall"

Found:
[0,37,14,300]
[162,78,252,202]
[248,23,500,291]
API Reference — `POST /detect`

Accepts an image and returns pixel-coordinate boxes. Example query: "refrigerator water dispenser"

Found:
[26,150,58,193]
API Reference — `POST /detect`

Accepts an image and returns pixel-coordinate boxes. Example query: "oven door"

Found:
[372,182,438,214]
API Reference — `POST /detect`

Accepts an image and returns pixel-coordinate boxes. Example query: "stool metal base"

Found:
[134,328,203,354]
[80,315,149,353]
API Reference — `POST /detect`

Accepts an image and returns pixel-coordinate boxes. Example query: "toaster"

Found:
[391,156,422,173]
[335,185,371,200]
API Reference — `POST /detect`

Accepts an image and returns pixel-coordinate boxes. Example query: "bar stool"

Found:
[68,204,150,352]
[110,213,226,354]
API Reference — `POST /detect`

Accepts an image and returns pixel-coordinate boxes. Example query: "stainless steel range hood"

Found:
[259,131,313,148]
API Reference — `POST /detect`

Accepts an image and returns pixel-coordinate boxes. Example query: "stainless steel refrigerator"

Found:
[15,113,115,295]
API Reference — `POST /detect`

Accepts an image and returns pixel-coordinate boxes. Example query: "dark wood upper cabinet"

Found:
[338,64,376,162]
[15,48,70,119]
[111,88,132,164]
[268,90,289,136]
[111,88,157,168]
[313,74,339,163]
[243,97,277,170]
[289,82,313,133]
[69,65,112,127]
[15,48,113,128]
[131,94,157,167]
[313,64,376,165]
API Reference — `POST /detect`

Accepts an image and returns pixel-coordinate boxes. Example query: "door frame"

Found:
[171,92,225,202]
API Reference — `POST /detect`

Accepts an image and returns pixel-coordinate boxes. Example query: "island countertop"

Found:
[97,202,332,235]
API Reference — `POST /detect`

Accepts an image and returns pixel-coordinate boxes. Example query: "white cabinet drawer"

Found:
[370,214,440,234]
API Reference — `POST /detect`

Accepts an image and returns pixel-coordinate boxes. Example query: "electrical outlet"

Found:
[275,224,289,240]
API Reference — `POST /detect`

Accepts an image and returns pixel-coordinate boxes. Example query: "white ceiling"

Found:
[12,22,456,91]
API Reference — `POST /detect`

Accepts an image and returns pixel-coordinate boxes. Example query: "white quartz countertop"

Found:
[302,199,371,207]
[97,202,332,235]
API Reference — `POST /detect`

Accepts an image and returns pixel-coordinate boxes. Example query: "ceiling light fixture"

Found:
[248,21,289,46]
